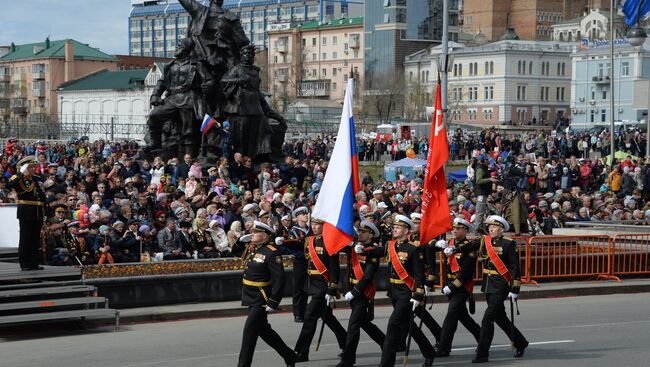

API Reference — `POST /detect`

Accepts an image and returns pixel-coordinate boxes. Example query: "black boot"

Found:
[472,355,489,363]
[514,341,529,358]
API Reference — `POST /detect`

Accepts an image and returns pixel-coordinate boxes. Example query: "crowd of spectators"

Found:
[0,123,648,266]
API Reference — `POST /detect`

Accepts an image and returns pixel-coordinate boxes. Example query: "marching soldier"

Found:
[409,213,442,347]
[337,220,385,367]
[8,155,46,270]
[379,211,392,245]
[372,214,436,367]
[288,206,310,322]
[289,217,347,362]
[435,218,481,357]
[472,215,528,363]
[237,221,297,367]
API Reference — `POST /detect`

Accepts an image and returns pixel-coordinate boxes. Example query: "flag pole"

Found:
[441,0,450,181]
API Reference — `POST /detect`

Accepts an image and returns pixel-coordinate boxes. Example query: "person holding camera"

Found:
[473,158,497,232]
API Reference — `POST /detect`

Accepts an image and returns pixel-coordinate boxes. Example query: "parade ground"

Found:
[0,292,648,367]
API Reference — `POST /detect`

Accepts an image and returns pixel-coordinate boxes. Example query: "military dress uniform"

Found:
[291,219,347,361]
[473,216,528,363]
[337,221,385,367]
[409,226,442,347]
[437,219,481,357]
[8,156,46,270]
[374,215,435,367]
[238,221,296,367]
[287,220,309,322]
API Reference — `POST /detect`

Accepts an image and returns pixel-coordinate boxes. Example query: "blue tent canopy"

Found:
[384,158,427,181]
[447,169,468,182]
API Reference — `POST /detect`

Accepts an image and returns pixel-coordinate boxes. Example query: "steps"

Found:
[0,263,119,332]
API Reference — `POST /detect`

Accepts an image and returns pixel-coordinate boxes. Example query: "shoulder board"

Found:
[503,236,513,241]
[9,175,17,181]
[266,245,277,252]
[468,251,477,258]
[409,241,419,247]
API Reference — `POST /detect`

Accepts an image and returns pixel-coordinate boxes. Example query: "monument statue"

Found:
[145,38,213,158]
[144,0,287,164]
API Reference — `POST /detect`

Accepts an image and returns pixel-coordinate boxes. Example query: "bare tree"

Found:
[363,70,407,124]
[404,79,430,122]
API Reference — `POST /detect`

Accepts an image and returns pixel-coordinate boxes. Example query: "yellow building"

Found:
[267,17,363,111]
[0,38,118,122]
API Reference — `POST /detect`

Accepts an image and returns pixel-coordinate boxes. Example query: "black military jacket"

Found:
[8,172,45,221]
[444,237,479,292]
[241,243,285,309]
[347,241,381,299]
[478,235,521,294]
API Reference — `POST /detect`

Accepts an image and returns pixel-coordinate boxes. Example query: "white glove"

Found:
[239,234,253,243]
[444,246,456,257]
[435,239,448,249]
[425,285,432,296]
[354,244,365,254]
[508,292,518,300]
[265,306,275,313]
[325,294,335,307]
[274,237,284,246]
[344,291,354,302]
[409,298,421,311]
[20,163,29,174]
[442,286,452,295]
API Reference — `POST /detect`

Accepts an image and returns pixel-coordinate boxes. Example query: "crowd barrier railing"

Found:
[525,235,620,283]
[609,234,650,278]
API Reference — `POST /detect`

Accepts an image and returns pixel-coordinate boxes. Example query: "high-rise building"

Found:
[129,0,364,58]
[461,0,611,42]
[363,0,460,86]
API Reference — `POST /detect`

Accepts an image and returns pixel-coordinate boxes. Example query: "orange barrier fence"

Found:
[609,234,650,278]
[524,235,619,283]
[432,234,650,288]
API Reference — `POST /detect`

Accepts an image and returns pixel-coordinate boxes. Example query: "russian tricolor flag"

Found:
[200,114,218,134]
[312,78,360,255]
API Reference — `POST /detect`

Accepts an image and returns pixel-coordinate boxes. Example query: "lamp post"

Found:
[626,5,648,157]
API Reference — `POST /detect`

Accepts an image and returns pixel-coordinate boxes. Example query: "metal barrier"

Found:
[609,234,650,278]
[526,235,620,283]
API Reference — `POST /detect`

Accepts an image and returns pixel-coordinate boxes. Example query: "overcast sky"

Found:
[0,0,132,55]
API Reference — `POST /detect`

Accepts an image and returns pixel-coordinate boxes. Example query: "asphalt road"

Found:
[1,293,649,367]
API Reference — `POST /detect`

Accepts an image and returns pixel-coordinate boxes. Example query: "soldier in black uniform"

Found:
[436,218,481,357]
[472,215,528,363]
[379,211,392,245]
[237,221,296,367]
[287,206,309,322]
[371,214,436,367]
[337,220,385,367]
[287,217,347,362]
[409,213,442,348]
[8,156,46,270]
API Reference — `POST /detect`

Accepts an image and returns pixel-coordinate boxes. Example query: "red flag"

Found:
[420,78,451,244]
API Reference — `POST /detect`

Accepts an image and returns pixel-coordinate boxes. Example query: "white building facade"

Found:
[570,40,650,130]
[405,40,574,126]
[57,67,163,142]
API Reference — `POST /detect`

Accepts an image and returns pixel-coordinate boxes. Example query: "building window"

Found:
[312,53,317,60]
[353,49,359,58]
[322,37,327,45]
[384,13,390,23]
[333,51,338,59]
[333,82,337,90]
[484,86,493,101]
[529,61,533,74]
[302,38,306,47]
[458,64,462,76]
[484,109,493,120]
[322,68,327,77]
[273,56,278,63]
[312,38,316,46]
[333,36,337,45]
[322,52,327,60]
[517,85,526,100]
[561,62,566,76]
[622,62,630,76]
[601,109,606,122]
[602,90,607,100]
[469,86,478,101]
[590,109,595,123]
[333,68,337,76]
